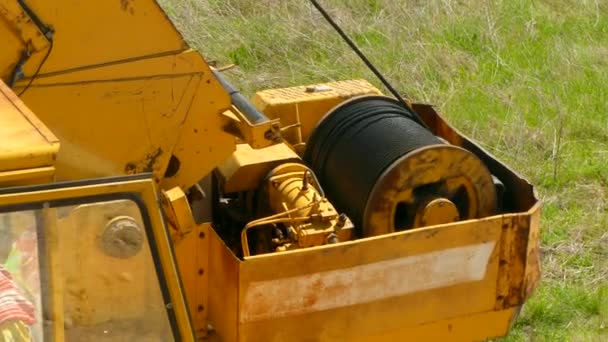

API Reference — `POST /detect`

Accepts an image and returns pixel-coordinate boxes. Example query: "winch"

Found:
[305,95,497,236]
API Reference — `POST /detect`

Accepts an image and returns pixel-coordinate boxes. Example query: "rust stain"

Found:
[124,147,163,174]
[120,0,135,15]
[495,215,532,310]
[304,278,323,307]
[523,212,541,300]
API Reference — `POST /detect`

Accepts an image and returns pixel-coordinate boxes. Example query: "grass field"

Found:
[159,1,607,340]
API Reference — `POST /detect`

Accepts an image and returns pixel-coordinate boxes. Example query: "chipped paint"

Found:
[241,241,496,323]
[125,147,163,174]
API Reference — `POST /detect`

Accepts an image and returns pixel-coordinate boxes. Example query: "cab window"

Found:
[0,198,175,341]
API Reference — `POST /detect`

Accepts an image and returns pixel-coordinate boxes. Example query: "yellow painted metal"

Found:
[217,143,301,194]
[0,166,54,186]
[414,101,543,306]
[0,80,58,172]
[0,0,50,83]
[415,198,460,227]
[208,229,239,342]
[203,99,540,341]
[0,4,24,83]
[0,178,195,341]
[162,186,195,237]
[0,0,48,50]
[364,144,496,236]
[220,107,281,149]
[1,0,236,190]
[207,203,539,341]
[360,308,517,342]
[240,161,355,256]
[15,50,234,190]
[58,200,163,327]
[496,207,542,309]
[173,223,210,339]
[264,163,354,251]
[252,79,381,152]
[6,0,186,79]
[42,204,65,342]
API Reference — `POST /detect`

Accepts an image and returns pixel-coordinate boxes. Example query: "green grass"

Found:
[159,0,608,340]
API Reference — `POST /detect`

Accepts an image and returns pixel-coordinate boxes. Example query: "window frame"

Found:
[0,173,194,341]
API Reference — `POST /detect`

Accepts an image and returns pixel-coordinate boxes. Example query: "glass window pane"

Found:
[0,210,42,342]
[1,198,175,341]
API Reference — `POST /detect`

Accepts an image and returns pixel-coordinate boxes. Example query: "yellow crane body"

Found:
[0,81,58,186]
[0,1,540,341]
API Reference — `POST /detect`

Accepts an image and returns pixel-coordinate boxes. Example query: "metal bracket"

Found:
[0,0,50,51]
[161,186,195,238]
[221,106,282,149]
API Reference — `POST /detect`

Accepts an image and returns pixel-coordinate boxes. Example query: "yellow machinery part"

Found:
[264,163,354,252]
[207,202,540,341]
[0,80,58,181]
[1,0,186,81]
[364,144,497,236]
[217,143,301,194]
[239,162,355,257]
[1,0,239,191]
[303,95,497,237]
[252,79,382,153]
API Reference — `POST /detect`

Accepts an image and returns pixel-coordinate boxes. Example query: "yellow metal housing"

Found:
[250,163,355,254]
[217,143,301,194]
[2,0,238,191]
[205,99,540,341]
[364,144,497,236]
[208,207,540,341]
[252,79,382,153]
[0,80,58,186]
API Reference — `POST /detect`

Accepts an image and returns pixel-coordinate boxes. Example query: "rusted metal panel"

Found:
[235,217,502,341]
[523,204,542,300]
[494,210,541,309]
[413,103,537,212]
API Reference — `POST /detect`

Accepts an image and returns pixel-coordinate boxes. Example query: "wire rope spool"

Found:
[304,95,497,237]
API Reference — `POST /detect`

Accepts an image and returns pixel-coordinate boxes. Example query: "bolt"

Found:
[336,214,348,229]
[264,130,275,140]
[326,233,339,244]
